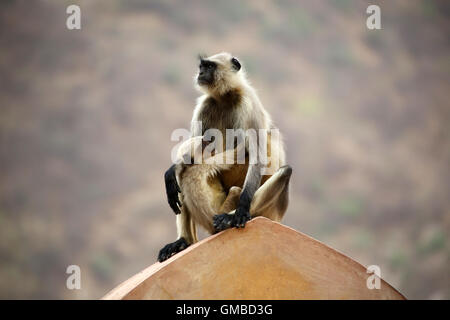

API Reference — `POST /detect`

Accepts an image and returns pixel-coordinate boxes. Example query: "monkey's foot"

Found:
[158,237,189,262]
[213,208,251,232]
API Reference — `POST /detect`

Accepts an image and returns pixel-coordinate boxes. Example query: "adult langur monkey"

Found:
[158,52,292,262]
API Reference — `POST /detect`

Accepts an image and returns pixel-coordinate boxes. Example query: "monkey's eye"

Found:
[200,61,216,71]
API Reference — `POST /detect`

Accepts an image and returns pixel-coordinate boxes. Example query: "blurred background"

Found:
[0,0,449,299]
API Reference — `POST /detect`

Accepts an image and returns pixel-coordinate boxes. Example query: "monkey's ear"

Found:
[231,57,241,71]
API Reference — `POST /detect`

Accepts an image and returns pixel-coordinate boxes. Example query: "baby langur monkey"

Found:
[159,52,292,262]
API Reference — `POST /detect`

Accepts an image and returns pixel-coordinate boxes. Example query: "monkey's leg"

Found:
[158,204,197,262]
[176,202,198,244]
[250,165,292,221]
[219,186,241,213]
[176,143,244,234]
[213,187,241,232]
[213,165,292,232]
[213,166,292,232]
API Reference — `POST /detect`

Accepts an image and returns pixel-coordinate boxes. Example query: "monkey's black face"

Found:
[197,60,217,86]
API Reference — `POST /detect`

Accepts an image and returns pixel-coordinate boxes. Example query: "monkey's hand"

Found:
[158,237,189,262]
[213,206,251,232]
[233,206,251,228]
[213,213,234,232]
[164,164,182,214]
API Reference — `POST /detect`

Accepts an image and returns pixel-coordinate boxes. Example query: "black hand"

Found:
[213,213,234,232]
[164,165,182,214]
[233,205,251,228]
[213,206,251,232]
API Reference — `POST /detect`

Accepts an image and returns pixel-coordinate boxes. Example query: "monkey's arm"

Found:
[165,164,182,214]
[165,135,204,215]
[234,130,264,227]
[234,163,262,227]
